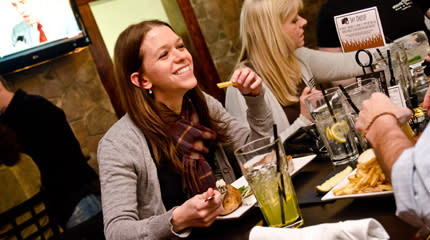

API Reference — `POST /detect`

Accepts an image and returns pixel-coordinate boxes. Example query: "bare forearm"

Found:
[365,116,414,178]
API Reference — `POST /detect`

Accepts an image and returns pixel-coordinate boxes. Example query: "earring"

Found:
[147,89,153,95]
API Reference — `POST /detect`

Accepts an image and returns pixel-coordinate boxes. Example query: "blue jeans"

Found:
[65,194,102,229]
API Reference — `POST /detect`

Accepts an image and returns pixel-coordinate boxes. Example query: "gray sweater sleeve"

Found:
[296,47,363,83]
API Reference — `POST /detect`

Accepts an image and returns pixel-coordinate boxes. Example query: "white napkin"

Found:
[249,218,389,240]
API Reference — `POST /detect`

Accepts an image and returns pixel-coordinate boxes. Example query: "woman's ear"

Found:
[130,72,152,90]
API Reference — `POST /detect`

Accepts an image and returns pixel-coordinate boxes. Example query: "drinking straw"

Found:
[320,85,351,153]
[376,48,387,65]
[387,49,396,86]
[319,84,337,123]
[273,124,281,172]
[338,85,360,114]
[273,124,286,225]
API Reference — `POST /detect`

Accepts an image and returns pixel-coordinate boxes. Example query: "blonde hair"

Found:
[238,0,303,106]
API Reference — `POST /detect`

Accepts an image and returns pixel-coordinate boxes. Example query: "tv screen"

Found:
[0,0,90,74]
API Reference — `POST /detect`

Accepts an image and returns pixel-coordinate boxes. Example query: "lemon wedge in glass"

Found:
[330,120,350,143]
[326,127,334,140]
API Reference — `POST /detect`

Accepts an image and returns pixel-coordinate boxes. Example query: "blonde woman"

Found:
[226,0,362,140]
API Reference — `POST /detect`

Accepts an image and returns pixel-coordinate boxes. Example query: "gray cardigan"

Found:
[97,92,273,239]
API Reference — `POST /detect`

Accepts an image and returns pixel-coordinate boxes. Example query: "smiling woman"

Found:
[97,19,275,239]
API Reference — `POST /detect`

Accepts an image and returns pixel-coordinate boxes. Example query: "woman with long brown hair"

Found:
[97,20,273,239]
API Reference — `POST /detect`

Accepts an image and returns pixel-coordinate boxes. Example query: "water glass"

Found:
[234,136,303,228]
[341,78,382,150]
[305,90,359,166]
[394,31,430,66]
[372,44,410,87]
[343,78,382,110]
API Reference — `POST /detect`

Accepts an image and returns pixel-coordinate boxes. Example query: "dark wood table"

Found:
[190,156,418,240]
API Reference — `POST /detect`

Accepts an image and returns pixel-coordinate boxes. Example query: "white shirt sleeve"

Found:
[391,125,430,228]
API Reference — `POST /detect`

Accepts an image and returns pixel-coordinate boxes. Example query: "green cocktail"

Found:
[235,137,303,228]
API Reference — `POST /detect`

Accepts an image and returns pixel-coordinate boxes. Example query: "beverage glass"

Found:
[305,90,359,166]
[234,137,303,228]
[343,78,382,110]
[372,44,410,90]
[394,31,430,66]
[341,78,382,151]
[343,79,416,142]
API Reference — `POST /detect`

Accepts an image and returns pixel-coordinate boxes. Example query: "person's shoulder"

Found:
[98,114,150,159]
[295,47,316,58]
[101,114,142,143]
[16,90,62,113]
[203,92,224,108]
[12,21,30,32]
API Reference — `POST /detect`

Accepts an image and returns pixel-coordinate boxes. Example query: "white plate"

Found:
[290,154,317,177]
[321,169,393,201]
[217,154,316,220]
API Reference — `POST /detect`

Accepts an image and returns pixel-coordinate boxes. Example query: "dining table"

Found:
[189,154,418,240]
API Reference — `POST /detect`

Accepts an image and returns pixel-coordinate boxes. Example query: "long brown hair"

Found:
[113,20,228,173]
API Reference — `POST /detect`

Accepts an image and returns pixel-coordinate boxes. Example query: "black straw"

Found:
[387,49,396,86]
[273,124,280,172]
[376,48,387,65]
[320,84,337,123]
[338,85,360,114]
[273,124,286,225]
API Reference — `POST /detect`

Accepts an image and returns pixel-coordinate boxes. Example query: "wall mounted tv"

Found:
[0,0,90,75]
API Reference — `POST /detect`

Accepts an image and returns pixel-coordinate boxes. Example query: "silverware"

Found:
[204,195,214,202]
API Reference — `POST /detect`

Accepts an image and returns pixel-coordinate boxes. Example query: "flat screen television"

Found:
[0,0,90,74]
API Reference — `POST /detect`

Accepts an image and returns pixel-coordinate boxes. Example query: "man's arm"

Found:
[355,93,413,177]
[363,115,413,177]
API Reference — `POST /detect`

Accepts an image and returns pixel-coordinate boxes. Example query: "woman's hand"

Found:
[299,87,320,121]
[171,188,223,232]
[231,67,263,96]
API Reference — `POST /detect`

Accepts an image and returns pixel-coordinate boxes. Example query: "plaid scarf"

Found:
[168,99,217,197]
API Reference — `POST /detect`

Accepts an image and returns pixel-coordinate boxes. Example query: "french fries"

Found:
[333,149,392,196]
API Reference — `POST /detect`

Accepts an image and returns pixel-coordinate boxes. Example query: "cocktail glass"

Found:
[234,136,303,228]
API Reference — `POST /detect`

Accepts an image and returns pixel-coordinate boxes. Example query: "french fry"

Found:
[217,81,238,88]
[333,149,392,196]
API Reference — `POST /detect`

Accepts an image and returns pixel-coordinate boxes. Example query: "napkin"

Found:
[249,218,389,240]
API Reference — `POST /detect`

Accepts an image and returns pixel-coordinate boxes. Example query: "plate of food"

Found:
[216,176,256,220]
[216,154,317,220]
[321,149,393,201]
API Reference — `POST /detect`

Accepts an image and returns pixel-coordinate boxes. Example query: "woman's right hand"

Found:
[171,188,223,232]
[299,87,320,121]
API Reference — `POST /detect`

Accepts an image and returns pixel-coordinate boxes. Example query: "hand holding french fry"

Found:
[217,67,262,96]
